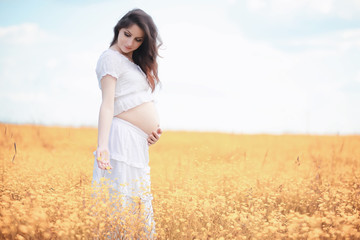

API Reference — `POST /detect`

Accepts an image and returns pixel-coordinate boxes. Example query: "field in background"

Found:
[0,123,359,239]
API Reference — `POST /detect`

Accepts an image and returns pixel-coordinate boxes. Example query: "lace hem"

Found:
[114,91,154,115]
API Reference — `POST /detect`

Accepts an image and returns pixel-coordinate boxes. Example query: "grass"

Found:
[0,123,359,239]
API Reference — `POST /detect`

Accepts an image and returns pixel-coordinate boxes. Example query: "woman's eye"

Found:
[124,32,130,37]
[136,39,143,42]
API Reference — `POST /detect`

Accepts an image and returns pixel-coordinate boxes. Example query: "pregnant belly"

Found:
[114,101,160,135]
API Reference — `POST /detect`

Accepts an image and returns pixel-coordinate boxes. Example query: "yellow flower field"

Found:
[0,123,359,239]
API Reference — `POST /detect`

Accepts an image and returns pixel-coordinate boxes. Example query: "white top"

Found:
[95,48,155,116]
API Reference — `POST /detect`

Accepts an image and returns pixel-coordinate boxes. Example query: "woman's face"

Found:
[117,24,145,56]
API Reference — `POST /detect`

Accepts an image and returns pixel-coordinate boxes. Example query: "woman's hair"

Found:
[110,9,162,92]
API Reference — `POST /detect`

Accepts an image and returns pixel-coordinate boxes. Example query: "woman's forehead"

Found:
[124,24,144,38]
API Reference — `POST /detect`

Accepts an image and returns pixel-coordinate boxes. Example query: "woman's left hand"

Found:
[148,128,162,146]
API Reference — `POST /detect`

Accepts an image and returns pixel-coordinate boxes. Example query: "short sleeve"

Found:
[95,51,123,89]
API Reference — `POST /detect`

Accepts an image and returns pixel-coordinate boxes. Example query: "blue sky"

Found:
[1,0,360,134]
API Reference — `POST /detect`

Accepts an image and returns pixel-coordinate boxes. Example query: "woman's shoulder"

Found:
[98,48,124,64]
[96,48,127,83]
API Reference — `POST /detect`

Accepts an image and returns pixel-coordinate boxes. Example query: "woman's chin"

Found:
[121,48,132,54]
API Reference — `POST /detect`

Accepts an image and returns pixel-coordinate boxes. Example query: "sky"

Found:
[0,0,360,135]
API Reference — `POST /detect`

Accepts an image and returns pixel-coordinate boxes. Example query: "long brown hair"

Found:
[110,9,162,92]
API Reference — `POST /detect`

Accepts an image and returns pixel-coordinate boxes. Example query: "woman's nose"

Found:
[126,39,134,47]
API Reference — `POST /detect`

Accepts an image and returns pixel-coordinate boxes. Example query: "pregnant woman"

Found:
[91,9,162,239]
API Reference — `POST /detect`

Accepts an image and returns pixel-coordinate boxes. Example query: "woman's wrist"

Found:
[97,145,109,151]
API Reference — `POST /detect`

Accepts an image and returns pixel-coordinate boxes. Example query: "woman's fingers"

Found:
[148,138,155,145]
[151,132,159,140]
[97,160,112,170]
[147,132,157,145]
[147,128,163,146]
[105,161,112,170]
[97,159,106,169]
[97,160,104,169]
[102,159,112,170]
[96,150,112,170]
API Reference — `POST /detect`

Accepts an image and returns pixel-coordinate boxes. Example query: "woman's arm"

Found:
[96,75,117,169]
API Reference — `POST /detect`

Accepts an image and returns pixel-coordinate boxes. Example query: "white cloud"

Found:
[246,0,333,16]
[155,12,360,133]
[0,23,53,45]
[288,28,360,52]
[246,0,360,19]
[246,0,267,10]
[46,58,58,69]
[2,92,48,103]
[356,71,360,83]
[227,0,237,5]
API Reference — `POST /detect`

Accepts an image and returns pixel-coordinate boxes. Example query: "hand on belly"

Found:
[115,102,160,135]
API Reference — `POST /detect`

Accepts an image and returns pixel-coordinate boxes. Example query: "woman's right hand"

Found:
[96,148,113,170]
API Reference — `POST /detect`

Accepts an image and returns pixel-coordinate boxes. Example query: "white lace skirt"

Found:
[91,117,155,239]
